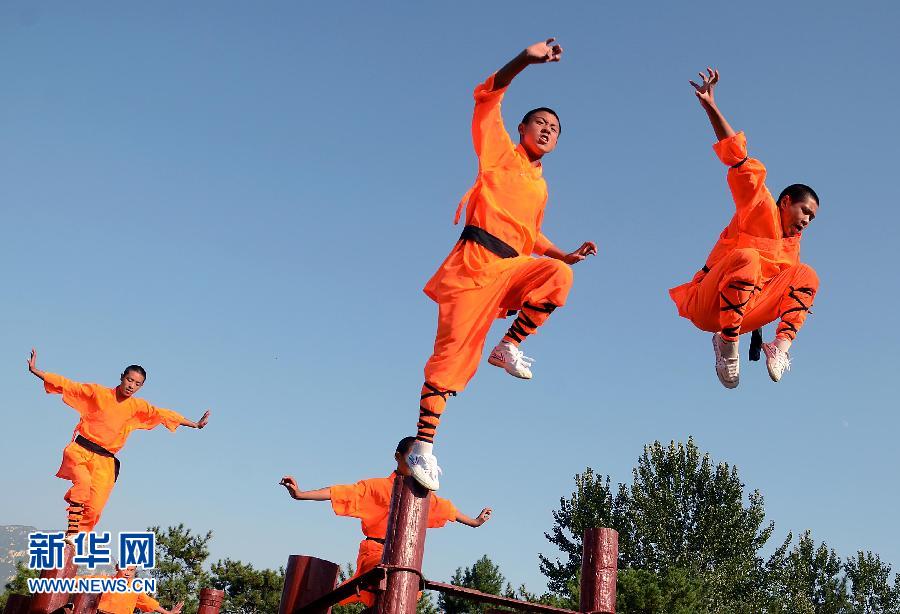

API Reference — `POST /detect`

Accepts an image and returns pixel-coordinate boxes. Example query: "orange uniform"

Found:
[96,573,161,614]
[669,132,819,343]
[330,472,458,606]
[43,373,187,535]
[417,72,574,442]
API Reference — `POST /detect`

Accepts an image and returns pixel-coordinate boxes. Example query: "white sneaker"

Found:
[488,341,534,379]
[762,342,791,382]
[712,333,739,389]
[407,452,441,491]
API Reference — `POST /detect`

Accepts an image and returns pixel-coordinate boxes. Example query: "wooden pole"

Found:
[3,594,33,614]
[278,556,339,614]
[579,528,618,614]
[197,588,225,614]
[69,592,99,614]
[29,545,77,614]
[375,475,431,614]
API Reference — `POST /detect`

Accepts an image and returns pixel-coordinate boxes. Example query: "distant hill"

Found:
[1,525,36,585]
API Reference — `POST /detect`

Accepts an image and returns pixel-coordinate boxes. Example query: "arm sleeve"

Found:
[330,480,372,519]
[533,232,554,256]
[135,592,162,612]
[426,495,458,528]
[133,401,187,432]
[712,131,774,215]
[471,73,516,169]
[42,373,96,413]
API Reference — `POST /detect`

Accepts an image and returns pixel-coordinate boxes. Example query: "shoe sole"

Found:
[410,467,439,491]
[762,345,783,383]
[488,355,533,379]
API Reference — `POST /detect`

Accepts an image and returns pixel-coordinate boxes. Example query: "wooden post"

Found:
[197,589,225,614]
[69,592,100,614]
[579,528,618,614]
[375,475,431,614]
[3,594,33,614]
[29,545,77,614]
[278,556,339,614]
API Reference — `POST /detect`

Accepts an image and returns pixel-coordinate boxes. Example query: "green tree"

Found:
[541,438,774,612]
[149,524,213,614]
[210,558,285,614]
[0,560,40,611]
[616,568,705,614]
[764,530,849,613]
[439,555,516,614]
[845,550,900,613]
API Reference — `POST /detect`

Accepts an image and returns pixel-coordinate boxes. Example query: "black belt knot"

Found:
[75,435,121,482]
[459,225,519,259]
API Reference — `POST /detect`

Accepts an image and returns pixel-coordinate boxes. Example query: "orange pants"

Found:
[418,257,573,442]
[337,539,382,607]
[681,248,819,341]
[56,441,117,534]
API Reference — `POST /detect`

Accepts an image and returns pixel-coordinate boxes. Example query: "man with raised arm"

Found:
[27,349,210,538]
[409,39,597,490]
[669,68,820,389]
[279,437,492,608]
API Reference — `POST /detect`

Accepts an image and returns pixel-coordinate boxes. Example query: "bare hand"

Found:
[279,476,299,494]
[27,348,37,373]
[476,508,493,526]
[563,241,598,265]
[171,601,184,614]
[524,38,563,64]
[196,410,211,429]
[690,67,719,107]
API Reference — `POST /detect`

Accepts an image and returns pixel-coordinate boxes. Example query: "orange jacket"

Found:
[96,577,161,614]
[44,373,186,453]
[670,131,802,314]
[425,72,555,302]
[330,472,458,539]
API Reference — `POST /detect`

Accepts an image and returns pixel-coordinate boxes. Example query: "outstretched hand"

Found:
[27,348,37,373]
[279,476,299,496]
[524,38,563,64]
[563,241,598,265]
[690,67,719,107]
[196,410,211,429]
[476,508,493,526]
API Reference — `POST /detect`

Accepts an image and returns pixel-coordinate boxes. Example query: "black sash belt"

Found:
[459,225,519,259]
[365,536,386,544]
[75,435,121,482]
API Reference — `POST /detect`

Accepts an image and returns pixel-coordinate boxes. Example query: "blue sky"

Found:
[2,0,898,594]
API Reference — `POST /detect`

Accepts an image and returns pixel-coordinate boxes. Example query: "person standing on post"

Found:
[408,38,597,491]
[27,349,211,539]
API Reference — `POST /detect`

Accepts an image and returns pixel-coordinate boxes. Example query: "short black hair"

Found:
[396,436,416,456]
[122,365,147,380]
[777,184,819,207]
[521,107,561,134]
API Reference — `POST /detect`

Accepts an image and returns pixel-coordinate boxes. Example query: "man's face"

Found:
[518,111,560,158]
[119,371,145,398]
[780,195,818,237]
[394,451,412,477]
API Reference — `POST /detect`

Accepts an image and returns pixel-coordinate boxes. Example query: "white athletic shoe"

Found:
[712,333,740,389]
[488,341,534,379]
[407,452,442,491]
[762,342,791,382]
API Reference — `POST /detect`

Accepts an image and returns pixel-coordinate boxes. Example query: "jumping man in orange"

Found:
[279,436,492,608]
[27,349,211,538]
[409,39,597,490]
[96,566,183,614]
[669,68,820,389]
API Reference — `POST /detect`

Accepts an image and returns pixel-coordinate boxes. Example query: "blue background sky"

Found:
[2,0,898,593]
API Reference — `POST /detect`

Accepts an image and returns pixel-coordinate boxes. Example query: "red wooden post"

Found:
[579,528,618,614]
[3,594,33,614]
[29,545,77,614]
[197,588,225,614]
[375,475,431,614]
[70,592,100,614]
[278,555,339,614]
